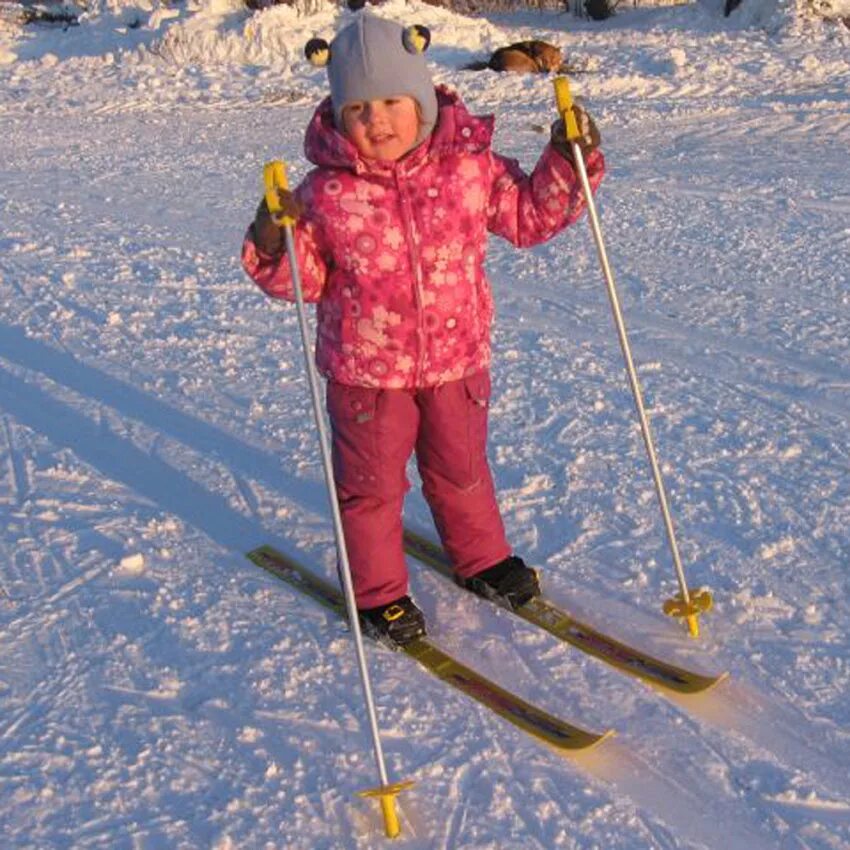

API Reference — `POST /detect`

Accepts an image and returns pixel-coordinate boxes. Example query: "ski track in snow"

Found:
[1,0,850,847]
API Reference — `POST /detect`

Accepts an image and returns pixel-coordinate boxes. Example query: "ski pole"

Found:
[552,78,712,638]
[263,161,413,837]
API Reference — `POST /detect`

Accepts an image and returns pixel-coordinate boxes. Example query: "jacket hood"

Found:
[303,85,494,174]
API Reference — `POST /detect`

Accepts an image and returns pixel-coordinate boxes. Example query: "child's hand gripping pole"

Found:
[262,160,413,837]
[552,80,712,639]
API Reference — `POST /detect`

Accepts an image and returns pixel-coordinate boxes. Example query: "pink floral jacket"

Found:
[242,86,605,388]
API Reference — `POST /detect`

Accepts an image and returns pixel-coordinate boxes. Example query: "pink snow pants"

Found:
[326,370,511,609]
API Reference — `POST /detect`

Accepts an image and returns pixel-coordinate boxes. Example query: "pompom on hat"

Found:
[305,15,438,144]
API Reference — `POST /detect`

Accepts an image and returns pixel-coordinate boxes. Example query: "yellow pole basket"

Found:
[358,780,416,839]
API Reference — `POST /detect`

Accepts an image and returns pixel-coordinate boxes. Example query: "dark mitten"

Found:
[250,191,304,257]
[551,104,601,161]
[252,199,283,256]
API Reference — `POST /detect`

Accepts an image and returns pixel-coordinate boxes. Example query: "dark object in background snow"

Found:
[724,0,743,15]
[18,2,79,28]
[462,40,564,74]
[244,0,298,10]
[583,0,620,21]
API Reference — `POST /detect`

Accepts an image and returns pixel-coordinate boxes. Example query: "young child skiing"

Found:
[242,13,604,646]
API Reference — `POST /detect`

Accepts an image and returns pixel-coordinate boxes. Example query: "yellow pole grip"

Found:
[263,159,295,227]
[553,76,581,142]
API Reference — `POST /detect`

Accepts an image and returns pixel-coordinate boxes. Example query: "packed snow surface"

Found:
[1,0,849,847]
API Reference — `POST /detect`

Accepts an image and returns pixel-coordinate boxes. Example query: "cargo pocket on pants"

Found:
[326,382,382,496]
[462,371,491,484]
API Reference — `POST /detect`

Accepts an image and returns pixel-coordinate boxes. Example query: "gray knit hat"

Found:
[305,15,438,144]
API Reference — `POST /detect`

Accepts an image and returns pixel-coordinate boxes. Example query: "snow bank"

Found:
[1,0,847,74]
[150,0,511,68]
[0,0,511,71]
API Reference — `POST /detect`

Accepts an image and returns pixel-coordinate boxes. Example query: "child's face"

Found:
[341,96,420,162]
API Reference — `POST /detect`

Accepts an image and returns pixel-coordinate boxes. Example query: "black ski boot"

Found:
[461,556,540,610]
[359,596,426,647]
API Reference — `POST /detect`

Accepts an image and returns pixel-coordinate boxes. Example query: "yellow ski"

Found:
[247,545,612,753]
[403,529,728,696]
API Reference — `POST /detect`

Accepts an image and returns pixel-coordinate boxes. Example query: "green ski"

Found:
[403,528,728,696]
[247,545,612,753]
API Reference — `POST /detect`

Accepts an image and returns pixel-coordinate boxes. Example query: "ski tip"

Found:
[665,669,731,699]
[557,726,616,754]
[706,670,731,692]
[591,727,617,750]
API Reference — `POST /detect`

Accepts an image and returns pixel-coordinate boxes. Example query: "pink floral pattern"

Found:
[242,86,605,389]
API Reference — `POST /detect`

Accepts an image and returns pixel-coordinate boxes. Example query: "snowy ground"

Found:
[1,0,849,847]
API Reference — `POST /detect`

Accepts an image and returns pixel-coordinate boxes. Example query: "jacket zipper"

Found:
[397,167,426,386]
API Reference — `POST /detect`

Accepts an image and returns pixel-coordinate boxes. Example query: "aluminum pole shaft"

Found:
[570,141,692,606]
[282,224,392,787]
